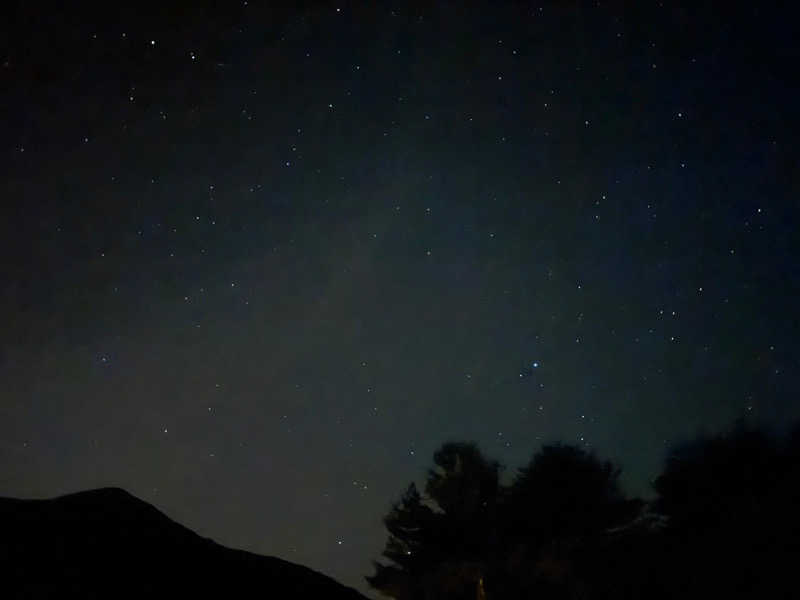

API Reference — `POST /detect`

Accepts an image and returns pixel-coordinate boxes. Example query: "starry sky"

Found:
[1,1,798,595]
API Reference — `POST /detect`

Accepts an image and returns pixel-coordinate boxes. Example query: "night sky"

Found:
[1,1,798,595]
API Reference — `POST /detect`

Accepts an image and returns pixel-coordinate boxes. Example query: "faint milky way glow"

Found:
[1,3,797,598]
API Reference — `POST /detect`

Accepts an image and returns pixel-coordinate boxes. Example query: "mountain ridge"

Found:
[1,486,369,599]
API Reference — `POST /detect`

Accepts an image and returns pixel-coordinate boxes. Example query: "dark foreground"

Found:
[0,487,367,600]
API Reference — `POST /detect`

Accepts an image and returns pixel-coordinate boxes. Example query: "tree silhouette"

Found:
[647,418,800,599]
[367,421,800,599]
[654,419,779,528]
[424,442,501,561]
[366,442,500,600]
[581,417,800,600]
[365,482,443,600]
[493,443,642,599]
[504,443,639,542]
[367,441,641,599]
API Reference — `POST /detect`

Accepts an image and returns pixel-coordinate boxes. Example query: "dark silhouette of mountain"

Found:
[1,487,368,599]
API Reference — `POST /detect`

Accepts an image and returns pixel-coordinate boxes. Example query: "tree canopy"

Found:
[367,440,640,599]
[367,417,800,599]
